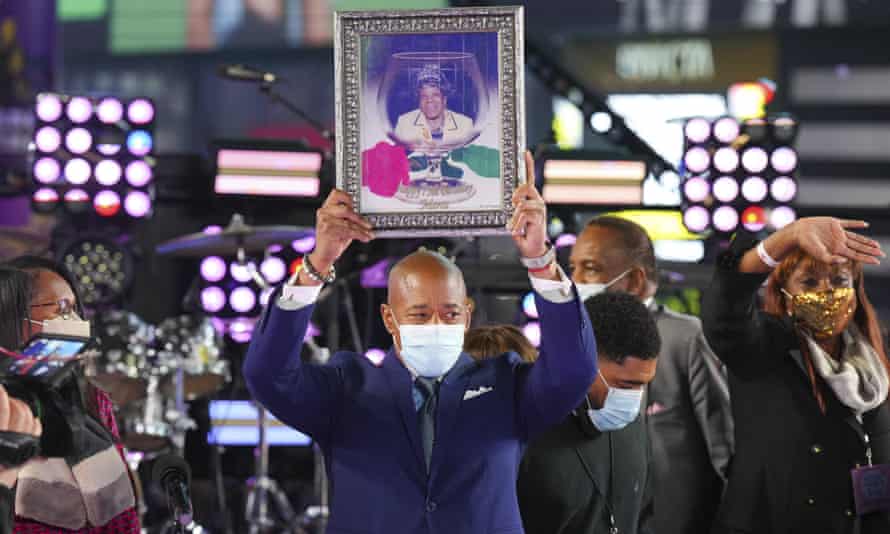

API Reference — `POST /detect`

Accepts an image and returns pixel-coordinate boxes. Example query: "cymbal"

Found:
[156,214,313,257]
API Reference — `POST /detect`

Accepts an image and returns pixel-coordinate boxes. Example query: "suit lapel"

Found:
[446,111,459,131]
[430,354,475,479]
[381,350,426,476]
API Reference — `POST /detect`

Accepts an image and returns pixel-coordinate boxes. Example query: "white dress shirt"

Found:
[277,265,575,311]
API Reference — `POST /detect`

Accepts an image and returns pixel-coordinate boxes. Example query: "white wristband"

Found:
[756,241,780,269]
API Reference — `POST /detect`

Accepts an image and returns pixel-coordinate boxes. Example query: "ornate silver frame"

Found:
[334,6,525,237]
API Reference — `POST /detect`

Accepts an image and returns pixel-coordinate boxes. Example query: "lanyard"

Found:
[606,432,619,534]
[865,432,873,467]
[574,431,620,534]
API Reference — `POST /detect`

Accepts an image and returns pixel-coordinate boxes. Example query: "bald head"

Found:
[382,251,473,352]
[387,250,465,303]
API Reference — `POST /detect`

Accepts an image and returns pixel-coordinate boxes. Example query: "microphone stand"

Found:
[259,82,333,142]
[251,79,341,532]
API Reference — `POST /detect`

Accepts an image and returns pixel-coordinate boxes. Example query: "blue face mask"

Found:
[587,371,644,431]
[394,319,465,378]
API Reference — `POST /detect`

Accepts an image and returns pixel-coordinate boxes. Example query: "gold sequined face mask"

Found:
[782,287,857,339]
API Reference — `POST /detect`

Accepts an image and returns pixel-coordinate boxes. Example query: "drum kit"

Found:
[87,299,230,455]
[85,214,327,533]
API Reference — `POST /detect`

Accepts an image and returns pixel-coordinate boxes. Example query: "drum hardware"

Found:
[156,316,229,402]
[155,214,313,259]
[115,211,336,532]
[245,405,303,534]
[86,310,155,407]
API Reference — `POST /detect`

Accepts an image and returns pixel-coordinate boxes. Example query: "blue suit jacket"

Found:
[243,291,597,534]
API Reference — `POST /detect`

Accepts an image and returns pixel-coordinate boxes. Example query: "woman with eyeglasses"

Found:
[703,217,889,534]
[4,256,140,534]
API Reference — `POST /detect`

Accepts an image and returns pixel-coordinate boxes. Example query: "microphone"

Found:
[218,64,279,84]
[152,453,193,527]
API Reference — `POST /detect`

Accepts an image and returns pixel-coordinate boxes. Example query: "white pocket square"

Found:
[463,386,494,400]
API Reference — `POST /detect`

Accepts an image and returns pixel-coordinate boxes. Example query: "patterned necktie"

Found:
[415,377,439,472]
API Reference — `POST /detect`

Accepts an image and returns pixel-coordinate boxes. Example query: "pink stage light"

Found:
[230,261,255,283]
[66,97,93,124]
[124,191,152,218]
[554,233,577,249]
[712,176,739,203]
[64,158,91,185]
[32,188,59,205]
[683,176,710,203]
[770,206,797,229]
[97,98,124,124]
[291,236,316,254]
[35,126,61,153]
[683,206,710,233]
[125,160,153,187]
[713,117,740,144]
[201,286,226,313]
[65,127,93,154]
[683,147,710,174]
[260,257,287,284]
[35,94,63,122]
[771,177,797,202]
[522,322,542,348]
[713,206,739,233]
[741,147,768,174]
[200,256,227,282]
[33,158,61,184]
[741,176,768,203]
[684,118,711,144]
[770,147,798,174]
[713,147,739,174]
[365,348,387,366]
[229,286,257,313]
[127,99,155,124]
[64,189,89,203]
[95,160,122,186]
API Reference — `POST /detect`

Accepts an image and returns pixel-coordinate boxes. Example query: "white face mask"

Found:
[576,269,631,302]
[587,371,644,431]
[393,318,465,378]
[29,316,91,339]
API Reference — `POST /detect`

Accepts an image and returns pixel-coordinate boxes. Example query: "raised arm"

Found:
[702,218,883,376]
[243,189,374,440]
[509,153,597,438]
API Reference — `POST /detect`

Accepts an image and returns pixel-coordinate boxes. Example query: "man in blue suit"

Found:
[243,154,597,533]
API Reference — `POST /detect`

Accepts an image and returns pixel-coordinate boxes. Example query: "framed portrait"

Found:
[334,6,525,237]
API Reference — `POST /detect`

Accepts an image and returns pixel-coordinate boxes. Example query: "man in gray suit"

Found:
[569,216,733,534]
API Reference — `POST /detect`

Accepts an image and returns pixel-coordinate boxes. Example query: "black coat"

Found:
[702,235,890,534]
[517,407,652,534]
[647,305,733,534]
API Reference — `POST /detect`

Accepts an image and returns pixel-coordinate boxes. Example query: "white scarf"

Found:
[804,323,889,416]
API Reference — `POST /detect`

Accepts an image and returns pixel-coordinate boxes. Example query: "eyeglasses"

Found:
[30,298,77,318]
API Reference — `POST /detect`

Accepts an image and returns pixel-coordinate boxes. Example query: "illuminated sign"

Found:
[616,39,715,83]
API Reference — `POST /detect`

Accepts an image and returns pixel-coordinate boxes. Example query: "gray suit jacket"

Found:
[646,305,734,534]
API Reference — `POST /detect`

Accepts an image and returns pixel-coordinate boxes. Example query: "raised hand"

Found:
[793,217,884,265]
[509,152,548,260]
[308,189,375,276]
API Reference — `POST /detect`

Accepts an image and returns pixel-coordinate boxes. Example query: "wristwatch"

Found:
[519,242,555,270]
